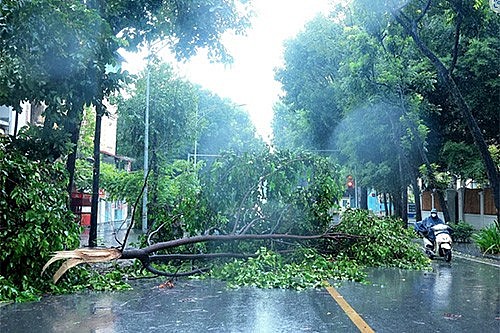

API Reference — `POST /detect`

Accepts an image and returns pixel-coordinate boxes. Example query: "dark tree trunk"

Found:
[65,103,84,196]
[89,105,104,247]
[397,155,408,224]
[402,184,408,226]
[409,112,451,221]
[411,176,422,222]
[359,186,368,210]
[383,193,389,216]
[435,189,451,222]
[13,110,19,137]
[393,191,402,218]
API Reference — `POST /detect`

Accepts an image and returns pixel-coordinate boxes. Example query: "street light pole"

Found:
[142,51,151,234]
[193,106,199,166]
[141,39,170,233]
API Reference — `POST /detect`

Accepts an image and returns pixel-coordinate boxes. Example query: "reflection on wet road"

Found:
[337,257,500,332]
[1,257,498,332]
[0,280,357,333]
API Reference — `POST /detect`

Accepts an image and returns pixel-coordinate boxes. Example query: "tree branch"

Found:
[119,169,150,251]
[121,232,358,276]
[132,232,356,255]
[449,1,463,75]
[416,0,432,23]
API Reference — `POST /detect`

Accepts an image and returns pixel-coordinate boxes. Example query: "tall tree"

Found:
[275,16,345,150]
[376,0,499,219]
[276,2,498,220]
[272,102,313,150]
[117,62,197,168]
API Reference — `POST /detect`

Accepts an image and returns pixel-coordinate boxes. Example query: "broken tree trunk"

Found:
[43,232,357,283]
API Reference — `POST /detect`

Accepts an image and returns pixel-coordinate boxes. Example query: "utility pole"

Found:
[89,104,104,247]
[142,50,151,234]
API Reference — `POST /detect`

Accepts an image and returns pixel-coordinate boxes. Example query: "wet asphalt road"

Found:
[1,257,498,333]
[337,257,499,332]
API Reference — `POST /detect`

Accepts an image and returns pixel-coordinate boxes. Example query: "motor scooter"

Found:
[414,222,453,262]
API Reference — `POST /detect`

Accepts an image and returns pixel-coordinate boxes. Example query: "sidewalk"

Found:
[453,241,500,261]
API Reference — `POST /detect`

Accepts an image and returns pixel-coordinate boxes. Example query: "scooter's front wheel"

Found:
[444,249,452,262]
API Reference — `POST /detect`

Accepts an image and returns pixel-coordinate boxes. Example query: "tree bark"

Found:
[383,193,389,216]
[411,175,422,222]
[65,103,84,196]
[89,106,103,248]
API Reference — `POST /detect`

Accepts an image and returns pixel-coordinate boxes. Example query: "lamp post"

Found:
[142,40,168,233]
[142,53,151,234]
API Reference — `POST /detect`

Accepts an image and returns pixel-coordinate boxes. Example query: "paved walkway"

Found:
[453,241,499,261]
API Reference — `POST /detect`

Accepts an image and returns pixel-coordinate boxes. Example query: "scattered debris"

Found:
[443,313,462,320]
[159,280,175,289]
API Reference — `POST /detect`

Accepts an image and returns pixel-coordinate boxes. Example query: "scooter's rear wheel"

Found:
[444,249,452,262]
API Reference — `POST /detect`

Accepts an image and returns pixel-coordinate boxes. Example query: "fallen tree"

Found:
[42,231,360,282]
[43,154,357,282]
[41,152,428,287]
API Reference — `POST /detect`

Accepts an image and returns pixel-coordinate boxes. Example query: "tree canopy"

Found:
[273,0,499,219]
[0,0,252,192]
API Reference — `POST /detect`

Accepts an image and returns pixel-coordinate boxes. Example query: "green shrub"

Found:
[0,137,80,300]
[473,223,500,255]
[449,221,475,243]
[0,136,130,302]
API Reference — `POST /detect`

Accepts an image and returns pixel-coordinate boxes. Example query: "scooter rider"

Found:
[415,208,445,246]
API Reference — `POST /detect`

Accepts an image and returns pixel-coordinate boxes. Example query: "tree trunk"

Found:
[402,183,408,226]
[65,104,84,196]
[44,231,361,281]
[392,191,402,218]
[359,186,368,210]
[383,193,389,216]
[13,110,19,137]
[411,176,422,222]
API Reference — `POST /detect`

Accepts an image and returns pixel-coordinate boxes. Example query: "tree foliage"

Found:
[335,210,429,269]
[208,210,429,290]
[195,88,264,156]
[142,150,343,250]
[1,0,252,194]
[0,135,76,300]
[0,0,253,302]
[274,1,499,219]
[116,62,198,168]
[200,150,342,239]
[274,17,345,150]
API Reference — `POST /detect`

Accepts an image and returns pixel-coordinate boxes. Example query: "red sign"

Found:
[71,192,92,207]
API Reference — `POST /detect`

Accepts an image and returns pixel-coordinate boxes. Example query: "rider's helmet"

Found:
[430,208,438,218]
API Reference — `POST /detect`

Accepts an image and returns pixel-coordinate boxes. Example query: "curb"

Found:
[454,249,500,261]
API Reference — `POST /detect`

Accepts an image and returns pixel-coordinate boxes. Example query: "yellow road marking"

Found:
[324,282,375,333]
